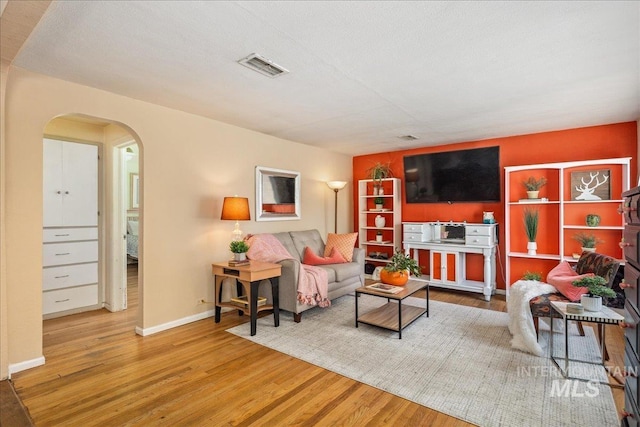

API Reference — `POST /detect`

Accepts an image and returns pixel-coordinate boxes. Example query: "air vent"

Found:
[238,53,289,78]
[398,135,419,141]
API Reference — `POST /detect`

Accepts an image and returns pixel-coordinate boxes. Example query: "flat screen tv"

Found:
[403,146,500,203]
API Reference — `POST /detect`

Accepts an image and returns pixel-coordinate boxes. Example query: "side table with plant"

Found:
[572,275,616,312]
[380,249,422,286]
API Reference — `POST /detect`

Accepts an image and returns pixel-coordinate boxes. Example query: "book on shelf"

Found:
[230,296,267,307]
[518,198,549,203]
[228,259,250,267]
[366,282,403,294]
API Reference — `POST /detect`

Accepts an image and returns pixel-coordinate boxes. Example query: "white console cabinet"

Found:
[403,222,498,301]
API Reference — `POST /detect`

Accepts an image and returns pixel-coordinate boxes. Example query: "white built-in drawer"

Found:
[43,241,98,267]
[404,233,424,242]
[465,235,493,247]
[43,263,98,291]
[42,284,99,315]
[43,227,98,243]
[403,223,425,233]
[465,226,493,237]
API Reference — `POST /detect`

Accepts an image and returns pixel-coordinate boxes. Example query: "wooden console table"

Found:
[212,260,281,336]
[403,222,497,301]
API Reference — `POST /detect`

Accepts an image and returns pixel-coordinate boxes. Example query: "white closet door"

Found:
[43,139,64,227]
[62,141,98,226]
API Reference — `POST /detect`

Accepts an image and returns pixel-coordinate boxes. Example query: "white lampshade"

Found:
[326,181,347,190]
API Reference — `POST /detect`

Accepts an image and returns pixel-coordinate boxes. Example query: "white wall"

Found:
[2,66,353,372]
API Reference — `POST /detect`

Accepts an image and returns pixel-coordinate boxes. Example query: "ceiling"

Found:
[8,1,640,156]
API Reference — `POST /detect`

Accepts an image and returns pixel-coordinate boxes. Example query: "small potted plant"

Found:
[523,176,547,199]
[380,249,422,286]
[229,240,250,261]
[376,230,383,242]
[366,162,393,195]
[522,271,542,281]
[374,197,384,210]
[572,275,616,312]
[523,208,539,255]
[572,232,603,253]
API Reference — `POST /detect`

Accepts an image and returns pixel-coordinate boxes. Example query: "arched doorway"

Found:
[42,114,142,324]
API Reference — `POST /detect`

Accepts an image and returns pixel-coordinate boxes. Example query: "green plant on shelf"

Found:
[523,208,539,242]
[572,232,603,249]
[523,176,547,191]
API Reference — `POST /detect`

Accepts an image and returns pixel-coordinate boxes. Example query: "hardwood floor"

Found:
[10,271,625,426]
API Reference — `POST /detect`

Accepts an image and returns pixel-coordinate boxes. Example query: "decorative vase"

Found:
[375,215,386,228]
[378,187,384,195]
[586,214,601,227]
[483,211,495,224]
[527,190,539,199]
[581,246,596,253]
[581,295,602,312]
[527,241,537,255]
[380,269,409,286]
[234,252,247,261]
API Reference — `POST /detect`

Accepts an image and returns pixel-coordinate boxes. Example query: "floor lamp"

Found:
[326,181,347,233]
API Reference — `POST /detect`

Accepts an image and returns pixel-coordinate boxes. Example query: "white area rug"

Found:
[227,295,618,427]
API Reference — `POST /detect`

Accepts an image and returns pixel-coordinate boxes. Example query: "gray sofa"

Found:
[270,229,364,322]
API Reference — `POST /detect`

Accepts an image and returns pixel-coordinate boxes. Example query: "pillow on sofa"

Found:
[546,261,593,302]
[303,246,346,266]
[324,233,358,261]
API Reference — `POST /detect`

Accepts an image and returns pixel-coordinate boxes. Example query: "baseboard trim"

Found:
[135,309,215,336]
[8,356,45,376]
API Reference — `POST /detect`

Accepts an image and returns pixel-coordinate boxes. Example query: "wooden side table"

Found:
[212,260,281,336]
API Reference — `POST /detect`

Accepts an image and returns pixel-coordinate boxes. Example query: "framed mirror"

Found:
[255,166,300,221]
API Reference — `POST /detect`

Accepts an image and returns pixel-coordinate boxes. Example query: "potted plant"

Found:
[366,162,393,195]
[523,208,539,255]
[523,176,547,199]
[229,240,250,261]
[572,275,616,312]
[376,230,383,242]
[380,249,422,286]
[572,232,603,253]
[374,197,384,210]
[522,271,542,281]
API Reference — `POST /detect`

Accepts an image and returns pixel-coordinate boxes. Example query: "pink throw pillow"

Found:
[546,261,593,302]
[303,246,347,266]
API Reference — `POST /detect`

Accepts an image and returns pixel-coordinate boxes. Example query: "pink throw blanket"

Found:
[246,234,330,307]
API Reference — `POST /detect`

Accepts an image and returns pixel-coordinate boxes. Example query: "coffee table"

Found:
[355,279,429,339]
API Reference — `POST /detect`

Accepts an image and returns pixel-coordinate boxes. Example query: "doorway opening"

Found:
[42,114,142,327]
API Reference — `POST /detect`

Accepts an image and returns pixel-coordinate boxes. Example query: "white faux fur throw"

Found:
[507,280,557,356]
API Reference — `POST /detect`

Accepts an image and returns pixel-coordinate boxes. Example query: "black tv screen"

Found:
[403,147,500,203]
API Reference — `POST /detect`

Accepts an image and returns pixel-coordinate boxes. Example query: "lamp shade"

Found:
[326,181,347,190]
[220,197,251,221]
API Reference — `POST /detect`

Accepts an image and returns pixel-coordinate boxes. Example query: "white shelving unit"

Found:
[358,178,402,270]
[504,157,631,293]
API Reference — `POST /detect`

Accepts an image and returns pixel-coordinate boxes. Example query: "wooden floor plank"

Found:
[8,268,624,425]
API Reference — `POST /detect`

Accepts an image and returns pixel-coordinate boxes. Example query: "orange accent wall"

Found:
[353,122,637,290]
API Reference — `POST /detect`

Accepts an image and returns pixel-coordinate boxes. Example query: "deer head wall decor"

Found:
[574,171,610,201]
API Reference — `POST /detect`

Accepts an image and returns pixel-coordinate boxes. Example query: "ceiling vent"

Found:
[398,135,419,141]
[238,53,289,78]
